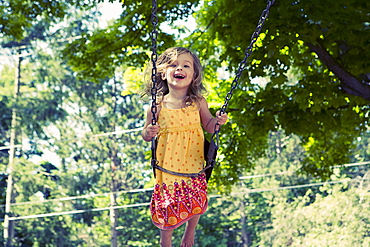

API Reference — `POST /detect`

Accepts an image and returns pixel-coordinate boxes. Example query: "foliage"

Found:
[188,0,370,181]
[1,0,370,246]
[1,1,149,244]
[0,0,99,42]
[258,186,370,246]
[61,0,200,82]
[57,0,370,183]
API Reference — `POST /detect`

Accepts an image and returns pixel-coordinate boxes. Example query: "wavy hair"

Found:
[142,47,207,106]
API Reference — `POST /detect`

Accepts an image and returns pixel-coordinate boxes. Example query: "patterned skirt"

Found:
[150,173,208,230]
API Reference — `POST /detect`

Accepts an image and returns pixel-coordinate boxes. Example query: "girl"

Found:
[142,47,228,247]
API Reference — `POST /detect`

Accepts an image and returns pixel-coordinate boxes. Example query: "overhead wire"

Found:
[5,177,368,221]
[2,188,154,208]
[0,127,143,151]
[239,161,370,180]
[8,202,151,221]
[1,161,368,209]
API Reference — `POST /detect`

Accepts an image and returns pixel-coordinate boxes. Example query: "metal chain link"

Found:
[150,0,158,126]
[149,0,275,175]
[219,0,275,115]
[151,0,159,166]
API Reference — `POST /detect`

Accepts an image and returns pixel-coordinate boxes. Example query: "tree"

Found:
[0,0,99,42]
[195,0,370,99]
[258,185,370,246]
[6,159,84,246]
[52,78,151,246]
[60,0,369,185]
[2,1,369,244]
[1,1,109,244]
[190,0,370,181]
[61,0,199,82]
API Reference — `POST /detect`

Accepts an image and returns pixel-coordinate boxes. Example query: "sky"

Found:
[98,0,123,26]
[98,0,197,37]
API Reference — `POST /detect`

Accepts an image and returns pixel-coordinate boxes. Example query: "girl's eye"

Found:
[184,65,190,68]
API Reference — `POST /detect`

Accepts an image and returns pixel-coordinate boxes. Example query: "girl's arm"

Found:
[142,106,160,142]
[199,97,228,133]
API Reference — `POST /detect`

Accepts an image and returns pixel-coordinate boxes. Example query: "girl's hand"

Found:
[145,124,160,139]
[216,111,228,125]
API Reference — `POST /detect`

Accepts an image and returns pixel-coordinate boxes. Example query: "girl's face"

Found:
[162,53,195,91]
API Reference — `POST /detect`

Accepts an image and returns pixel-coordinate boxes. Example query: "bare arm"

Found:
[199,97,228,133]
[142,106,160,142]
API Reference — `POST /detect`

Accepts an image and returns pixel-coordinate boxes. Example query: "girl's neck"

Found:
[163,91,188,109]
[166,90,187,101]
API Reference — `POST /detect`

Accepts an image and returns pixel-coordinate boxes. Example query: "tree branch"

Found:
[306,41,370,101]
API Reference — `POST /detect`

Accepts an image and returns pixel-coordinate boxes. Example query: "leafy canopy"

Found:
[60,0,369,183]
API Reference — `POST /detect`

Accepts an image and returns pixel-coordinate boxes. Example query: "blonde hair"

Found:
[143,47,207,106]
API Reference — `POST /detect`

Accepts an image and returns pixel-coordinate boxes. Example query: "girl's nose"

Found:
[176,65,183,70]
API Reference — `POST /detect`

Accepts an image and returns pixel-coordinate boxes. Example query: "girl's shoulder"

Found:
[197,96,208,109]
[186,96,206,112]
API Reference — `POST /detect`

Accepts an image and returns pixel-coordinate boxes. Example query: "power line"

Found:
[223,178,356,195]
[3,188,154,208]
[0,145,22,151]
[333,161,370,168]
[6,178,365,221]
[91,127,142,137]
[8,202,150,221]
[1,161,368,208]
[239,171,291,179]
[239,161,370,180]
[0,127,143,150]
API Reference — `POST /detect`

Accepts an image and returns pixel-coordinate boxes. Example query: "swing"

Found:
[149,0,275,181]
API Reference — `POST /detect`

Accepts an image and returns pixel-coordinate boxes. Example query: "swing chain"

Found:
[151,0,159,165]
[150,0,158,126]
[220,0,275,114]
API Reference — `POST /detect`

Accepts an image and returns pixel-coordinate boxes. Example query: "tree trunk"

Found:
[110,169,118,247]
[240,197,250,247]
[4,49,21,247]
[109,77,119,247]
[306,41,370,101]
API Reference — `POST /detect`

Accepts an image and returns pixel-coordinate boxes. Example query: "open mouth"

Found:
[174,74,185,79]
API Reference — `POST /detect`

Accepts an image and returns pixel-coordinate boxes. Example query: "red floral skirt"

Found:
[150,174,208,230]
